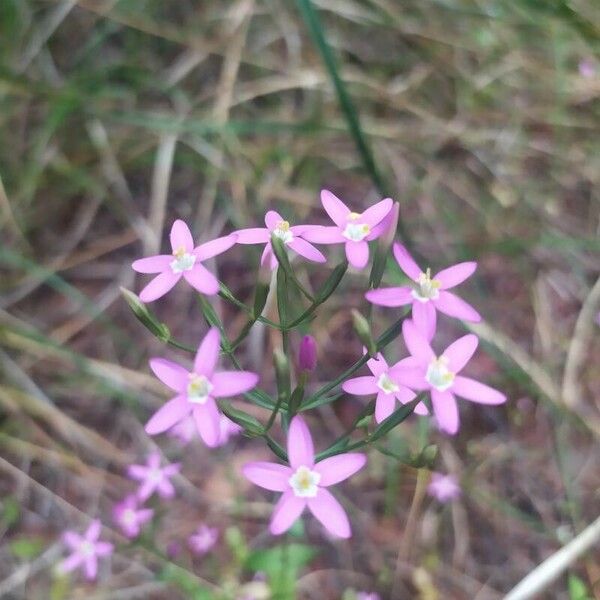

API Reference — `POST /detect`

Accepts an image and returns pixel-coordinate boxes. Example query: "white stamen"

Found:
[272,220,294,244]
[170,247,197,273]
[147,468,163,484]
[425,356,455,391]
[187,374,213,404]
[289,465,321,498]
[122,509,137,526]
[343,213,370,242]
[377,372,400,394]
[411,268,441,302]
[79,541,95,557]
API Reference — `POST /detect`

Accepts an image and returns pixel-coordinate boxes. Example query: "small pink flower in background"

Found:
[58,520,113,581]
[579,58,596,79]
[298,335,317,373]
[366,243,480,340]
[112,495,153,538]
[132,219,236,302]
[427,472,461,503]
[218,414,243,446]
[188,524,219,555]
[357,592,381,600]
[242,416,366,538]
[168,416,197,445]
[301,190,393,269]
[235,210,326,270]
[395,320,506,435]
[342,352,426,423]
[145,327,259,447]
[127,451,181,502]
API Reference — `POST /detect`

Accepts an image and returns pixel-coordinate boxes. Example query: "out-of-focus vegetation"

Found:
[0,1,598,598]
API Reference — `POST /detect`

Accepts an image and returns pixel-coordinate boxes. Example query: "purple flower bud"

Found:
[298,335,317,372]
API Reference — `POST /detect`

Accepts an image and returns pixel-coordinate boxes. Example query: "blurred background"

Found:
[0,1,599,598]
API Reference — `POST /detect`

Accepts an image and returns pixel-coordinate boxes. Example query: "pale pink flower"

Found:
[357,593,381,600]
[342,352,426,423]
[242,416,366,538]
[217,414,243,446]
[301,190,393,269]
[112,495,154,539]
[427,472,461,503]
[167,416,197,445]
[395,320,506,435]
[298,335,317,373]
[58,520,113,581]
[234,210,325,270]
[145,327,259,447]
[132,220,236,302]
[366,243,480,340]
[127,452,181,502]
[579,58,596,79]
[188,524,219,555]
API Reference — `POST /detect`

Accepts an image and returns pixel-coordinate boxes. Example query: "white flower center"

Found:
[343,212,370,242]
[187,374,213,404]
[170,246,197,273]
[425,356,455,391]
[79,541,95,558]
[377,372,399,394]
[148,468,163,484]
[272,220,294,244]
[122,508,137,526]
[411,268,441,302]
[289,465,321,498]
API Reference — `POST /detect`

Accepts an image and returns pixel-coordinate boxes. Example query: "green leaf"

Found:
[369,395,424,443]
[568,574,592,600]
[10,536,45,559]
[220,404,263,436]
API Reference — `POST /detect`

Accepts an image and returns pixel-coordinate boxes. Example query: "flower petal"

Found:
[431,389,459,435]
[260,243,275,269]
[194,327,221,376]
[287,416,315,469]
[367,353,388,376]
[315,453,366,486]
[300,225,345,244]
[265,210,285,230]
[270,491,306,535]
[58,553,83,574]
[375,391,396,423]
[307,488,351,538]
[435,261,477,289]
[95,542,114,557]
[360,198,393,227]
[435,291,481,322]
[393,243,422,281]
[345,240,369,269]
[139,271,180,302]
[234,228,270,244]
[132,255,172,273]
[149,358,188,392]
[321,189,350,227]
[193,399,221,448]
[365,286,413,307]
[242,462,292,491]
[62,532,81,549]
[402,319,435,364]
[170,220,194,252]
[194,234,237,260]
[288,238,327,263]
[342,376,377,396]
[85,520,101,541]
[412,301,437,341]
[145,396,191,435]
[183,263,220,295]
[84,556,98,580]
[452,376,507,405]
[211,371,259,398]
[442,334,478,374]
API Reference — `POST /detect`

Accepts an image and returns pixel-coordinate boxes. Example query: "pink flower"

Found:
[395,320,506,434]
[127,452,181,502]
[366,243,480,340]
[217,414,243,446]
[145,327,259,447]
[427,472,461,503]
[242,416,366,538]
[342,352,426,423]
[58,520,113,581]
[188,524,219,555]
[234,210,325,270]
[112,495,154,539]
[132,220,236,302]
[301,190,393,269]
[167,416,197,445]
[298,335,317,373]
[357,593,381,600]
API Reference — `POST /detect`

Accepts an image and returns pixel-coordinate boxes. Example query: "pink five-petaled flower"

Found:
[112,495,154,539]
[357,593,381,600]
[144,327,258,447]
[188,524,219,555]
[234,210,326,270]
[427,472,461,503]
[59,520,113,581]
[127,452,181,502]
[366,243,481,340]
[342,352,426,423]
[301,190,393,269]
[396,320,506,434]
[242,416,366,538]
[132,220,236,302]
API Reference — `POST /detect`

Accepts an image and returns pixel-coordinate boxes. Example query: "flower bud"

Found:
[351,309,376,356]
[298,335,317,372]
